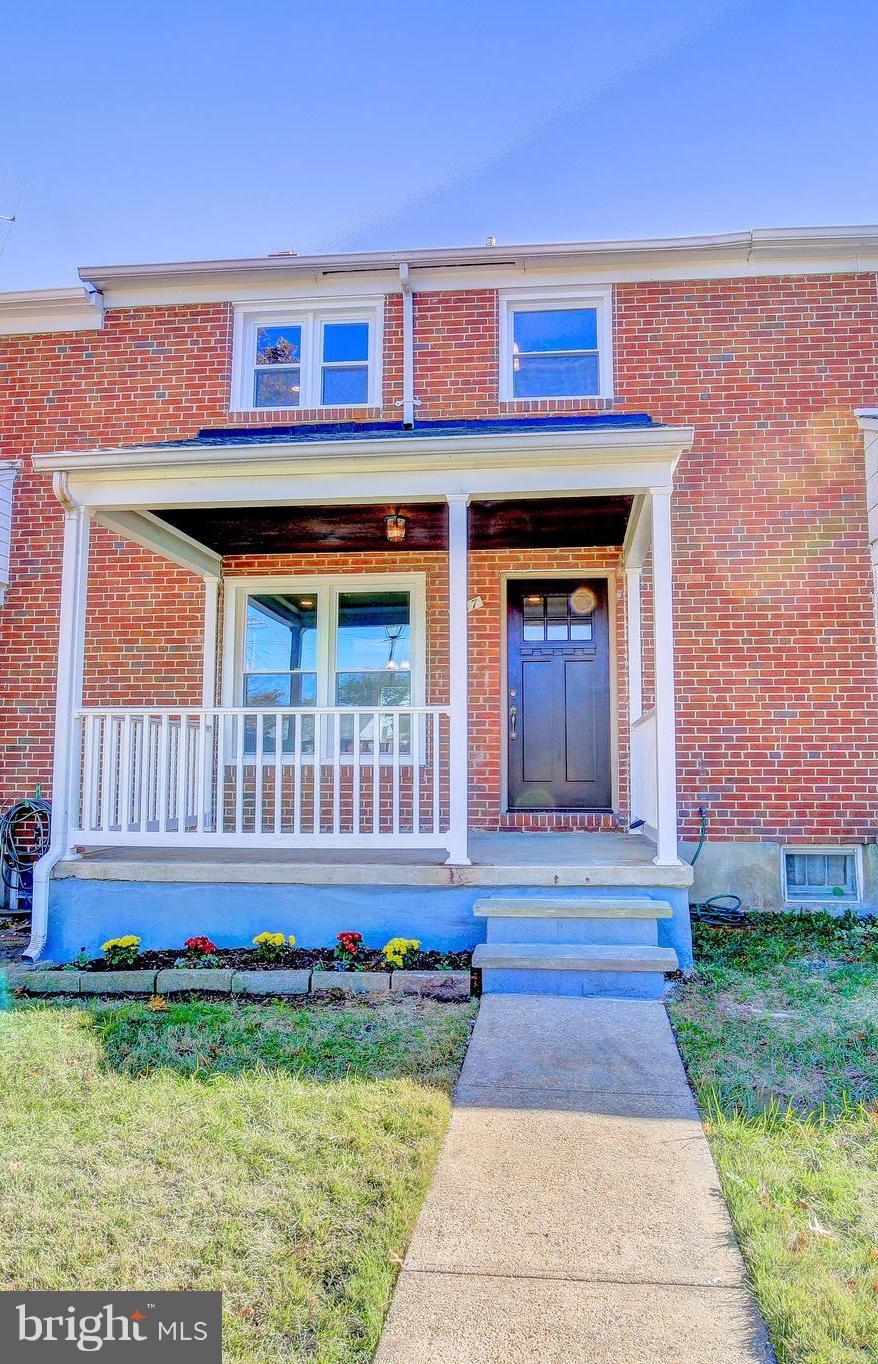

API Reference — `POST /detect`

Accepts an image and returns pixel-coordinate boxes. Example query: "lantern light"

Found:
[384,513,407,543]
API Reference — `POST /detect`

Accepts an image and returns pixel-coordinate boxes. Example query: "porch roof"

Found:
[70,412,662,457]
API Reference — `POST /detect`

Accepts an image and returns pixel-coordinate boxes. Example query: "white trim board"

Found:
[0,287,103,336]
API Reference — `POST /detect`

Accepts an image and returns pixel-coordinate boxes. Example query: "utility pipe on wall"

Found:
[399,262,415,428]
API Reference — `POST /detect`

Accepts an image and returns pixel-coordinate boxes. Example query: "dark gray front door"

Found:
[506,578,612,810]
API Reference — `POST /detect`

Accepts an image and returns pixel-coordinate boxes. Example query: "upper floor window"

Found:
[499,290,612,401]
[232,300,382,411]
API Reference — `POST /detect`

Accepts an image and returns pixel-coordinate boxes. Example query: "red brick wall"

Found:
[1,272,877,845]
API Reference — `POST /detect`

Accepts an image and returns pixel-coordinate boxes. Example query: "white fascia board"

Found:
[66,459,681,513]
[0,287,104,336]
[75,226,878,308]
[35,427,692,513]
[855,409,878,433]
[33,423,694,478]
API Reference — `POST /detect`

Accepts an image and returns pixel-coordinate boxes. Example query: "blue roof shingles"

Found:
[111,413,660,453]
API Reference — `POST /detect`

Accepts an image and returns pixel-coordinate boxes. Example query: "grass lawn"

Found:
[669,913,878,1364]
[0,995,475,1363]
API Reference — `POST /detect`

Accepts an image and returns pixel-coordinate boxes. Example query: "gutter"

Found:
[399,263,415,428]
[76,224,878,293]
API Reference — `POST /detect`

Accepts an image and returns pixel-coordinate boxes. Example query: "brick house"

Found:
[1,226,877,994]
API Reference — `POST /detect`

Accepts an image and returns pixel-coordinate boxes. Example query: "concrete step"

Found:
[473,943,678,972]
[475,897,672,947]
[474,897,674,919]
[473,942,679,1000]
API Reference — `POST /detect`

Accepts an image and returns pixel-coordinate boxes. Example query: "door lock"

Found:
[509,705,518,740]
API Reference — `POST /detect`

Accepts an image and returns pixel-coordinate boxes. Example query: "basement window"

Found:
[783,847,861,902]
[500,289,613,401]
[231,300,383,411]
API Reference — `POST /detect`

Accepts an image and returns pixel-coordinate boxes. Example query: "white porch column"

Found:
[51,505,92,857]
[650,488,680,865]
[624,564,643,726]
[445,493,471,865]
[27,500,92,958]
[201,575,220,706]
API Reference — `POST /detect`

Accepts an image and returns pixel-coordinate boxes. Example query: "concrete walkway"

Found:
[376,995,774,1363]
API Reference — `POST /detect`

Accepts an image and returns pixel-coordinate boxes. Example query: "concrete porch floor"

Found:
[57,831,693,888]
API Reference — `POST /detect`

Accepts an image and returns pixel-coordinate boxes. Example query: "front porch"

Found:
[55,829,691,885]
[33,415,695,973]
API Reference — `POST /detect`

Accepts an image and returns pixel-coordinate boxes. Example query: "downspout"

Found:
[26,475,89,960]
[399,262,415,428]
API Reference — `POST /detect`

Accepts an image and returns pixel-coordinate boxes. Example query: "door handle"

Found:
[509,705,518,740]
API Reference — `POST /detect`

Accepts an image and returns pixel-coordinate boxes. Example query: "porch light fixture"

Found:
[384,512,407,543]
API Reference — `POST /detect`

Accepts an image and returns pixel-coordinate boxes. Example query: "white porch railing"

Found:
[630,707,657,835]
[72,706,450,849]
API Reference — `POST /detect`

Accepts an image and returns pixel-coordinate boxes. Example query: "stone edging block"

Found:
[390,970,471,999]
[156,968,235,993]
[310,970,391,993]
[16,971,82,994]
[231,970,311,995]
[80,970,157,995]
[12,967,470,1000]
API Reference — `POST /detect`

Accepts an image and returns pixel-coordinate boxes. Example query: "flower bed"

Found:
[62,947,473,973]
[10,930,475,999]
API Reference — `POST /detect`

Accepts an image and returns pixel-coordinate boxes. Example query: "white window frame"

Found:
[230,298,384,413]
[221,572,427,761]
[781,844,863,904]
[0,461,20,606]
[499,286,613,402]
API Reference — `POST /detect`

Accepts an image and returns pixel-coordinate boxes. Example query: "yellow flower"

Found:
[101,935,141,953]
[382,936,421,968]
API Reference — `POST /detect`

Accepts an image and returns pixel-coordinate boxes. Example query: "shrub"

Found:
[382,937,421,970]
[253,931,297,963]
[335,931,363,968]
[101,935,141,969]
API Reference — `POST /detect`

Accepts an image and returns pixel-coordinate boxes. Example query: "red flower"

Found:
[184,936,218,954]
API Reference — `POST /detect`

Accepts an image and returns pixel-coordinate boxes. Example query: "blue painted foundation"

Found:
[45,878,693,968]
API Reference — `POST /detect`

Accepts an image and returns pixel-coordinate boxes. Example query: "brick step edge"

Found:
[4,967,471,1000]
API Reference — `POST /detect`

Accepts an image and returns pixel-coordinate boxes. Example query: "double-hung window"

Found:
[226,574,424,758]
[500,290,612,400]
[232,301,382,411]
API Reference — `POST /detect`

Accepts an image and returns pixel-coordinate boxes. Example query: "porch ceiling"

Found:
[154,495,633,555]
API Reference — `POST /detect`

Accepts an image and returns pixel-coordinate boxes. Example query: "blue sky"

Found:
[1,0,876,289]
